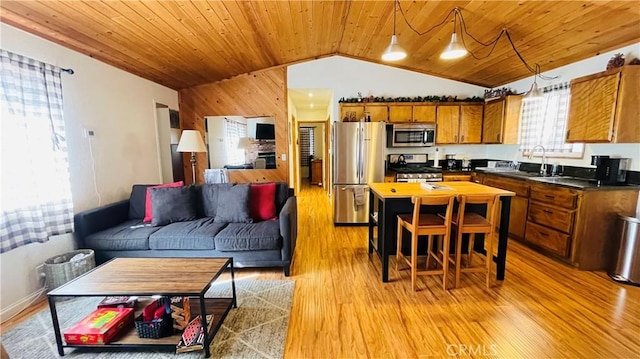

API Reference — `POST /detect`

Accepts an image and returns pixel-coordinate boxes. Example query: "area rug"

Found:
[1,279,294,358]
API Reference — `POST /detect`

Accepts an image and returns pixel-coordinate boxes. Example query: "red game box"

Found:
[64,307,134,345]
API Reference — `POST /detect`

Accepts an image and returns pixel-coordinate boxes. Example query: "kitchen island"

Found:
[368,182,515,283]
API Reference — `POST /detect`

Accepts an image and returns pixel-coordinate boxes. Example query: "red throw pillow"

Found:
[143,181,184,223]
[250,183,277,221]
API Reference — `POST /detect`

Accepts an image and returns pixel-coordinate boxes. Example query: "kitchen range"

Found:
[388,154,443,182]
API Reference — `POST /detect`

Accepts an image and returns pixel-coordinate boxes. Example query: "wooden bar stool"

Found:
[395,195,455,291]
[450,194,500,288]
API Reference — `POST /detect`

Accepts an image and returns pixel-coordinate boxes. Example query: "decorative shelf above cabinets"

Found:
[482,95,522,144]
[566,66,639,143]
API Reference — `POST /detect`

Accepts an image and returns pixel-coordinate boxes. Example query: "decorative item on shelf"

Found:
[339,95,484,103]
[629,57,640,65]
[606,53,625,70]
[484,87,517,99]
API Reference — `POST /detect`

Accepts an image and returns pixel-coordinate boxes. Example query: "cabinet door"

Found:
[436,106,460,144]
[483,100,504,143]
[459,105,483,143]
[413,105,436,123]
[566,72,619,142]
[365,105,389,122]
[508,196,528,240]
[340,105,365,122]
[388,105,413,123]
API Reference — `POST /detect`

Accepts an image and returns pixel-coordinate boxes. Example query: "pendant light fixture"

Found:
[381,0,406,61]
[440,9,467,60]
[523,65,544,101]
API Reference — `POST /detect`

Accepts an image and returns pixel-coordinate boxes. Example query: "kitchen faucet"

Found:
[528,145,547,176]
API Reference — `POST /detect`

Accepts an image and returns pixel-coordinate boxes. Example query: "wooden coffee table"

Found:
[47,257,237,358]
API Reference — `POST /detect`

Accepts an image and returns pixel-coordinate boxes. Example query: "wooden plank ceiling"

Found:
[2,1,638,90]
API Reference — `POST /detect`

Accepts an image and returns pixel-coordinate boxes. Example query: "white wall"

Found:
[490,42,640,170]
[0,23,178,321]
[287,56,488,168]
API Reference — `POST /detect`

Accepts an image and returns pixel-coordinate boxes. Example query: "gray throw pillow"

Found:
[200,183,233,218]
[214,184,253,223]
[150,186,197,226]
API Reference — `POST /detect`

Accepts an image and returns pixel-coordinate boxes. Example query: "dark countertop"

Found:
[475,168,639,191]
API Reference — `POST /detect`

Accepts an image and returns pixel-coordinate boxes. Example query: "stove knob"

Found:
[408,174,413,178]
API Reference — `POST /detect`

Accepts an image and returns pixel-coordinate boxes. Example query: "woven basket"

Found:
[44,249,95,290]
[135,299,172,339]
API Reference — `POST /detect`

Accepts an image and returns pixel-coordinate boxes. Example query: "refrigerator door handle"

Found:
[360,126,365,182]
[356,126,362,183]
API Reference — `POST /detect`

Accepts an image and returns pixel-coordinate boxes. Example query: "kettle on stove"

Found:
[397,154,406,166]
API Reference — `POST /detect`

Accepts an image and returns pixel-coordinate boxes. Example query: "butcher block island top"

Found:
[369,181,515,199]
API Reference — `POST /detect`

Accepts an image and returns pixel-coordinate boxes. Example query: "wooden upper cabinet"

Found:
[436,106,460,144]
[436,104,482,144]
[366,104,389,122]
[340,104,365,122]
[388,105,413,123]
[459,105,483,143]
[482,95,522,144]
[566,66,640,143]
[413,105,436,123]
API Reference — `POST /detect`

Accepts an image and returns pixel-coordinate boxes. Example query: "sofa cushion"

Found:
[129,184,156,220]
[275,182,291,214]
[150,186,197,226]
[250,183,277,221]
[214,221,281,251]
[214,184,253,223]
[143,181,184,223]
[148,218,226,250]
[84,219,157,250]
[200,183,233,218]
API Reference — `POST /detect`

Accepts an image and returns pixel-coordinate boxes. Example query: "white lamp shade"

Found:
[381,35,407,61]
[177,130,207,153]
[440,33,468,60]
[237,137,251,150]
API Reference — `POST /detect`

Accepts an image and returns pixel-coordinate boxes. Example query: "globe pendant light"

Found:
[382,1,406,61]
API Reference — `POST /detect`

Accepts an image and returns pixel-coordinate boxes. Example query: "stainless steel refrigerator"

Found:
[332,122,385,224]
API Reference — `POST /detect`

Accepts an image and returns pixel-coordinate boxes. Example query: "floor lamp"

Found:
[177,130,207,184]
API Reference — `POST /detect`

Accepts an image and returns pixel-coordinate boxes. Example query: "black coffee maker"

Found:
[591,155,630,186]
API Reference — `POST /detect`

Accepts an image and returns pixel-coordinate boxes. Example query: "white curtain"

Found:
[224,118,247,165]
[0,49,73,253]
[519,83,583,156]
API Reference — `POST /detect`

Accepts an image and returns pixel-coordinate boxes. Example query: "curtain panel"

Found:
[0,49,73,253]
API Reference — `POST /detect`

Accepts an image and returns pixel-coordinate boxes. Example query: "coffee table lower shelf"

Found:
[61,297,233,352]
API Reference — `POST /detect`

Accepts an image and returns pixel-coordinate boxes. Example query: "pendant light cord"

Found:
[392,0,397,35]
[396,4,557,81]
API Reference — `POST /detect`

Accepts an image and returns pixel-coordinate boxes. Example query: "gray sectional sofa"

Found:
[74,182,297,276]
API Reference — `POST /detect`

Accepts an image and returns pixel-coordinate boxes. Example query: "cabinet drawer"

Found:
[443,175,472,182]
[528,203,574,233]
[530,184,577,209]
[484,176,529,197]
[525,221,570,257]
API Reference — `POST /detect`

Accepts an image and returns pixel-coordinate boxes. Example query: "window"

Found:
[224,118,247,165]
[0,49,73,253]
[519,83,584,158]
[299,127,315,166]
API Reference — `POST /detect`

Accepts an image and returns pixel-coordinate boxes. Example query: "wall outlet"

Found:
[35,264,46,287]
[281,154,286,161]
[83,128,95,138]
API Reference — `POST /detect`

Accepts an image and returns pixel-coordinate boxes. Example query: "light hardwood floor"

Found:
[3,181,639,358]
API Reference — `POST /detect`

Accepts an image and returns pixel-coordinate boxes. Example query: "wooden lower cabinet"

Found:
[526,183,638,270]
[482,174,529,241]
[443,174,472,182]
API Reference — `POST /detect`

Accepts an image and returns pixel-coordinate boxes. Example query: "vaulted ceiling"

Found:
[2,1,638,90]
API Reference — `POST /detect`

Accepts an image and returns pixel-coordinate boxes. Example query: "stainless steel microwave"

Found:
[387,124,435,147]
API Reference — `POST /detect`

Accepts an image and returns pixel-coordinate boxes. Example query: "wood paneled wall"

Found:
[178,68,289,184]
